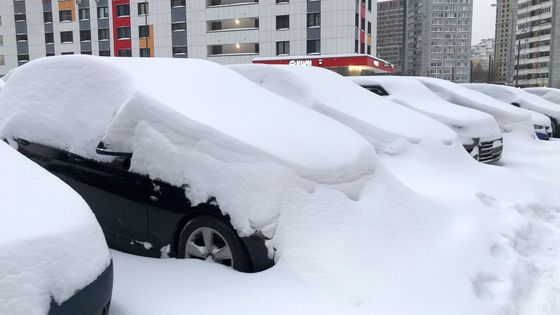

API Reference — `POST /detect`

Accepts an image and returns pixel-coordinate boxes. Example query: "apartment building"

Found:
[493,0,516,84]
[404,0,473,83]
[0,0,378,76]
[514,0,560,87]
[376,0,405,74]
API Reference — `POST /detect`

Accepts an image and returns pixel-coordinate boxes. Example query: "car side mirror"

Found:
[96,141,133,158]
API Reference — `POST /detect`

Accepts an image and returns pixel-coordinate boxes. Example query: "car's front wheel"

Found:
[178,215,252,272]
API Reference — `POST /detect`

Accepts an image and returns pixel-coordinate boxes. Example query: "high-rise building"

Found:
[0,0,378,76]
[514,0,560,88]
[493,0,516,84]
[376,0,405,74]
[404,0,473,83]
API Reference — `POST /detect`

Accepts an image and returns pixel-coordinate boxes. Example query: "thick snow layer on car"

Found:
[350,76,502,144]
[463,84,560,120]
[0,142,110,315]
[0,56,376,186]
[526,109,552,128]
[415,77,533,135]
[229,64,458,153]
[524,87,560,105]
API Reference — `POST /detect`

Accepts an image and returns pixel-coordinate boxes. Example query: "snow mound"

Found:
[0,141,110,315]
[229,64,458,153]
[350,76,502,143]
[463,84,560,121]
[524,87,560,105]
[416,77,533,135]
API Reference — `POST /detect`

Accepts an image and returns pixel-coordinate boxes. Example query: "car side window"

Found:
[364,85,389,96]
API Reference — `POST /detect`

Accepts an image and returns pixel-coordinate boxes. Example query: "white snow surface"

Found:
[0,56,376,187]
[229,64,459,153]
[463,84,560,120]
[415,77,534,135]
[0,141,111,315]
[350,76,502,144]
[524,87,560,105]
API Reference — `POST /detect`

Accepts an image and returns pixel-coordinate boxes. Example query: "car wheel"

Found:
[178,215,252,272]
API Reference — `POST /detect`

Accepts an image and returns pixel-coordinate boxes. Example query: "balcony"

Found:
[207,42,259,56]
[207,18,258,32]
[207,0,258,7]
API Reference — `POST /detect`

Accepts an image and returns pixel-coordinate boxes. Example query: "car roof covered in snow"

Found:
[0,56,376,185]
[0,141,110,314]
[229,64,458,151]
[463,84,560,120]
[524,87,560,105]
[350,76,501,141]
[415,77,531,129]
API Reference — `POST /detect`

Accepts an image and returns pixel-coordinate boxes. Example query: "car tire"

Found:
[178,215,253,272]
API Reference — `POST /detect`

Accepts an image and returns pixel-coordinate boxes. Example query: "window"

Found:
[139,25,150,38]
[360,42,365,53]
[276,0,289,3]
[59,10,72,22]
[79,8,90,20]
[276,15,289,30]
[307,13,320,27]
[15,14,26,22]
[307,39,320,54]
[140,48,151,57]
[18,54,29,62]
[116,4,130,17]
[61,52,74,55]
[173,46,187,55]
[211,45,222,55]
[368,0,371,11]
[45,33,54,44]
[276,41,289,55]
[171,0,186,7]
[16,34,27,42]
[80,30,91,41]
[367,22,371,34]
[98,28,110,40]
[0,55,4,66]
[117,27,131,39]
[44,11,53,23]
[355,13,359,28]
[46,52,55,57]
[0,35,3,46]
[99,50,111,56]
[60,31,73,43]
[172,22,187,31]
[138,2,149,15]
[367,45,371,55]
[97,6,109,19]
[361,18,365,31]
[118,49,132,57]
[81,51,92,55]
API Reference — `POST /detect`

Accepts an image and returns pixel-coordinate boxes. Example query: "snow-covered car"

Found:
[414,77,534,136]
[463,83,560,138]
[0,141,112,315]
[0,56,378,273]
[349,76,504,163]
[524,87,560,105]
[229,64,460,157]
[526,109,553,140]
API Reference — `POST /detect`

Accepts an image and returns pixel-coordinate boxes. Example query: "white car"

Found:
[229,64,459,156]
[350,76,503,163]
[463,83,560,138]
[0,140,112,315]
[414,77,534,136]
[524,87,560,105]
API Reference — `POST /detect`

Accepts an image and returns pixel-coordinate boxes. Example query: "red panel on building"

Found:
[253,54,396,74]
[112,0,132,56]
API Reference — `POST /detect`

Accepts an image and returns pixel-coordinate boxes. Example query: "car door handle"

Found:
[149,196,158,202]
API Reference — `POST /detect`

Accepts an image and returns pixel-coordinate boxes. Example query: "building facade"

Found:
[376,0,404,74]
[493,0,516,84]
[514,0,560,88]
[404,0,473,83]
[0,0,377,76]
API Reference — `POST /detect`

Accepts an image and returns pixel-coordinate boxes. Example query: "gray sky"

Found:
[472,0,497,44]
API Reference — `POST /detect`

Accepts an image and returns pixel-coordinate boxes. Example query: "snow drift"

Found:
[0,141,110,315]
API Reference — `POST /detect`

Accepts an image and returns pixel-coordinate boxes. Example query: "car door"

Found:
[65,154,150,242]
[15,139,71,182]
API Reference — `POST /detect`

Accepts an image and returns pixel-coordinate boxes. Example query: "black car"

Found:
[16,138,273,272]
